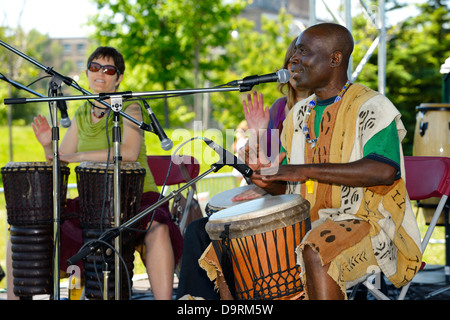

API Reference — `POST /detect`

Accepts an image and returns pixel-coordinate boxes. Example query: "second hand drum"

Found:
[75,161,146,300]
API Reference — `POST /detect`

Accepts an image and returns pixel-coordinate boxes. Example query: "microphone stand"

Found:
[0,72,64,299]
[0,74,46,97]
[110,95,123,300]
[48,76,64,300]
[4,85,247,106]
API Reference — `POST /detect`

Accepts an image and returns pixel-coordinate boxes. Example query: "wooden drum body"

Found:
[75,161,146,229]
[206,194,310,300]
[1,162,70,297]
[414,103,450,157]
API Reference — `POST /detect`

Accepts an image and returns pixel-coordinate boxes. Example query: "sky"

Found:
[0,0,423,39]
[0,0,96,38]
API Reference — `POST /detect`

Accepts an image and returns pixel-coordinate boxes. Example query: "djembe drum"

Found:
[413,103,450,225]
[75,161,146,300]
[206,194,310,300]
[1,162,70,298]
[205,185,271,217]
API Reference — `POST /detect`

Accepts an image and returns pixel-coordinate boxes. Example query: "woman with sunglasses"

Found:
[28,46,182,300]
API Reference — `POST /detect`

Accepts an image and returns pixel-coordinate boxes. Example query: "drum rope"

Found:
[214,222,306,300]
[217,224,237,298]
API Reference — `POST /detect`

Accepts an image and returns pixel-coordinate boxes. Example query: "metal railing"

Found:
[0,172,238,216]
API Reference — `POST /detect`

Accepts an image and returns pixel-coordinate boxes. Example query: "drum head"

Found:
[3,161,54,168]
[206,185,270,215]
[206,194,310,240]
[77,161,143,171]
[416,103,450,112]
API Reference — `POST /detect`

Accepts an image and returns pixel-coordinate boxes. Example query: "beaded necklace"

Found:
[302,80,351,148]
[88,101,108,119]
[303,80,351,194]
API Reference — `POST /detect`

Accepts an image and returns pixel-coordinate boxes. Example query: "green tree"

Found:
[1,24,65,164]
[209,9,297,129]
[386,0,449,154]
[89,0,247,128]
[351,0,449,155]
[1,28,45,125]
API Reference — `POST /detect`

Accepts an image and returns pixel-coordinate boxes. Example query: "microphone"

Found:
[227,69,291,87]
[202,137,253,178]
[56,92,71,128]
[142,100,173,151]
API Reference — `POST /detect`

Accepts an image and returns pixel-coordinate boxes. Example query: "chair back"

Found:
[404,156,450,200]
[147,155,200,186]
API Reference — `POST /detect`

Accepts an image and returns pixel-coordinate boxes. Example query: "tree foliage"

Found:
[209,9,296,129]
[89,0,248,128]
[0,27,61,125]
[1,0,448,157]
[348,0,449,155]
[384,0,449,154]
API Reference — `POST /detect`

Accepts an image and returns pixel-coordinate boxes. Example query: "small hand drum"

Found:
[206,194,310,300]
[75,161,146,229]
[1,161,70,226]
[1,161,70,297]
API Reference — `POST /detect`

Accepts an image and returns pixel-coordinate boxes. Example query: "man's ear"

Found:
[330,51,343,68]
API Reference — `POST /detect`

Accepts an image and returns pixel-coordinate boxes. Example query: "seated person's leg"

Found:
[176,217,219,300]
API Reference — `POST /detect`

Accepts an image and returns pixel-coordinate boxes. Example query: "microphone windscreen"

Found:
[277,69,291,83]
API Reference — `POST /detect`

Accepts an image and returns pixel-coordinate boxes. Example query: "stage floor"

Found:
[1,264,449,300]
[349,264,450,300]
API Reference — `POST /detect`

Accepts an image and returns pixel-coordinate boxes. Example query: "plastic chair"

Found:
[363,156,450,300]
[147,155,200,187]
[147,155,200,233]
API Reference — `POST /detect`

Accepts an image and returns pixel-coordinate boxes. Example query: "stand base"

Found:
[82,228,135,300]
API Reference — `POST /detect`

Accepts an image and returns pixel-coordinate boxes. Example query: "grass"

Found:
[0,125,447,292]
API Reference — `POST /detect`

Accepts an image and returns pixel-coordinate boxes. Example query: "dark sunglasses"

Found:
[87,62,119,76]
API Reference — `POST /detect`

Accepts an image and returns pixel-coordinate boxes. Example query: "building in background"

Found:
[50,37,93,81]
[242,0,310,35]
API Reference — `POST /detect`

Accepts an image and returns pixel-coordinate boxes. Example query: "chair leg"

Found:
[421,202,450,299]
[425,284,450,299]
[421,195,448,252]
[348,282,368,300]
[363,274,390,300]
[445,203,450,283]
[398,281,412,300]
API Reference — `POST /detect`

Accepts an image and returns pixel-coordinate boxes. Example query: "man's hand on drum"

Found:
[231,185,268,202]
